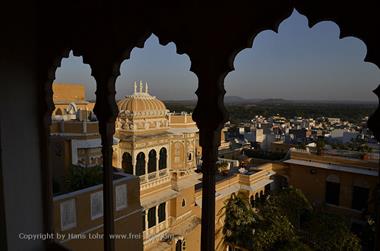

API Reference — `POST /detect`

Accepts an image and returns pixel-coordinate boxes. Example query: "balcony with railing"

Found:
[143,219,170,244]
[139,169,170,190]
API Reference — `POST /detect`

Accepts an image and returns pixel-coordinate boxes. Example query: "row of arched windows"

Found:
[122,148,167,176]
[250,184,271,208]
[142,202,166,231]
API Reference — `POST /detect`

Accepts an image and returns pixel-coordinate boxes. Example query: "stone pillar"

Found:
[368,85,380,250]
[92,63,119,251]
[156,150,160,177]
[118,149,122,170]
[132,151,136,176]
[155,206,159,227]
[38,49,67,248]
[144,210,148,231]
[144,151,148,177]
[192,60,227,251]
[198,130,220,251]
[83,117,87,133]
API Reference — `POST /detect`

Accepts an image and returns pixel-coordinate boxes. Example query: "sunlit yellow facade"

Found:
[49,83,373,251]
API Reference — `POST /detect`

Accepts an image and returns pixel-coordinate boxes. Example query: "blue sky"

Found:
[55,11,380,102]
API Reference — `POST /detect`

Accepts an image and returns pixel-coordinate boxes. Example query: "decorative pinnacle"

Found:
[145,82,148,93]
[139,80,143,93]
[134,81,137,94]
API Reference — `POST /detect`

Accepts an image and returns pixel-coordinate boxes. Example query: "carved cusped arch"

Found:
[293,0,380,141]
[36,2,380,250]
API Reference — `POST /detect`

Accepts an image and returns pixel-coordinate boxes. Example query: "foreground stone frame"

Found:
[36,1,380,251]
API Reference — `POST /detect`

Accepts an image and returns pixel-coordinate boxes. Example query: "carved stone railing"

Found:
[159,169,167,177]
[148,172,157,180]
[141,175,171,191]
[143,219,170,244]
[139,175,147,184]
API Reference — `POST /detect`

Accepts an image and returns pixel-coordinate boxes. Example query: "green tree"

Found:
[265,187,312,228]
[251,187,312,250]
[276,239,313,251]
[316,136,325,155]
[65,165,103,192]
[221,192,256,249]
[251,201,297,251]
[222,187,361,251]
[301,211,361,251]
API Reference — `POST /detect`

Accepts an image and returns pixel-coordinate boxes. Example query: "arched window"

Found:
[255,193,259,205]
[136,152,146,176]
[325,174,340,205]
[148,150,157,173]
[326,174,340,183]
[159,148,167,170]
[142,211,146,231]
[250,195,255,208]
[264,183,271,195]
[148,207,156,228]
[176,240,183,251]
[158,202,166,223]
[260,191,265,203]
[122,152,133,174]
[55,108,63,115]
[66,103,77,115]
[182,199,186,207]
[188,152,192,161]
[352,179,370,211]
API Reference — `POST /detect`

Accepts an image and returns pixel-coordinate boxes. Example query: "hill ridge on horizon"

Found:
[163,96,377,104]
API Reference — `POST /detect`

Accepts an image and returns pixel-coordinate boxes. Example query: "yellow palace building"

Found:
[112,81,202,250]
[50,83,279,251]
[50,83,377,251]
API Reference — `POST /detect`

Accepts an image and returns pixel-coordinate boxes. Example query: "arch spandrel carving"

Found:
[294,1,380,66]
[292,1,380,141]
[39,48,72,125]
[147,2,295,143]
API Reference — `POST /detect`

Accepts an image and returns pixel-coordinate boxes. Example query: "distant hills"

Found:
[223,96,292,104]
[164,96,377,105]
[223,96,377,105]
[223,96,248,103]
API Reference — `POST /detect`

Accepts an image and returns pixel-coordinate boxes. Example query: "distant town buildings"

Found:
[224,113,378,161]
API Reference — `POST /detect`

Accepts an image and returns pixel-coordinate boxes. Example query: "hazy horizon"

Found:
[78,94,377,104]
[55,10,380,102]
[162,96,378,103]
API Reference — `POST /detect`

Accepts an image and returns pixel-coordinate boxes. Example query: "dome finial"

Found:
[134,81,137,94]
[139,80,143,93]
[145,82,149,94]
